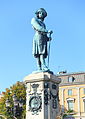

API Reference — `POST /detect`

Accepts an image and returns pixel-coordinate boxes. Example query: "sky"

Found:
[0,0,85,92]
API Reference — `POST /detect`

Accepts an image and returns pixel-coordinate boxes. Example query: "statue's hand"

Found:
[49,37,52,41]
[48,30,53,40]
[48,30,53,34]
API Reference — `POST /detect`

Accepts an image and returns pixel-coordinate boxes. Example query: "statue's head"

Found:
[35,8,47,20]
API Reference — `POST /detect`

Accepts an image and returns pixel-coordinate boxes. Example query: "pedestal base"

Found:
[24,72,61,119]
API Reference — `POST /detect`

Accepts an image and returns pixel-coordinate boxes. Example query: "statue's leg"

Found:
[37,56,41,70]
[40,55,48,71]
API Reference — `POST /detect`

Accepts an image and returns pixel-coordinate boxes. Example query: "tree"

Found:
[0,81,26,119]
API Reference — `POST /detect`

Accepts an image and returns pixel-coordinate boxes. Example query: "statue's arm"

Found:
[31,18,48,33]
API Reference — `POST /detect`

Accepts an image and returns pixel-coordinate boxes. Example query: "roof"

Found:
[57,71,85,76]
[57,71,85,86]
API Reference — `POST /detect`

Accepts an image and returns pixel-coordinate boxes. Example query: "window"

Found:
[68,76,74,82]
[82,97,85,112]
[68,100,74,110]
[68,89,72,96]
[84,101,85,112]
[84,88,85,94]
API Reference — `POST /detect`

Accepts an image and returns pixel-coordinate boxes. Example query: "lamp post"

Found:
[5,94,23,119]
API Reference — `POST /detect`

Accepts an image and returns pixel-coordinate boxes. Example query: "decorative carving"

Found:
[51,83,58,109]
[51,91,58,99]
[31,84,39,93]
[44,82,49,88]
[52,84,56,89]
[29,96,42,114]
[32,84,39,88]
[44,90,48,105]
[28,83,42,114]
[52,98,57,109]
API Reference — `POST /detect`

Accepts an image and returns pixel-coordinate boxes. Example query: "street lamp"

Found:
[5,99,10,107]
[5,94,23,119]
[5,99,11,115]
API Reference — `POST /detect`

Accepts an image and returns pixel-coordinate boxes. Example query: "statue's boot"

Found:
[40,55,48,71]
[38,65,42,70]
[37,58,42,71]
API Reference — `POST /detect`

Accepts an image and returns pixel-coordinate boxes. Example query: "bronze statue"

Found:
[31,8,53,71]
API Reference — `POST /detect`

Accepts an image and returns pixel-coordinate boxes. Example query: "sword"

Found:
[48,31,53,68]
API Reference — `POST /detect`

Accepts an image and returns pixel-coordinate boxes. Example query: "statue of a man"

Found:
[31,8,53,71]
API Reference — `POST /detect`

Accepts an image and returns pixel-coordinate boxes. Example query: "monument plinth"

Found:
[24,8,61,119]
[24,72,61,119]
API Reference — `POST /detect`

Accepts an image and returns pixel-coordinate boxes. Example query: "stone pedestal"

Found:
[24,72,61,119]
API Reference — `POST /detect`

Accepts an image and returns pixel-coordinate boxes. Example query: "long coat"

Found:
[31,17,49,58]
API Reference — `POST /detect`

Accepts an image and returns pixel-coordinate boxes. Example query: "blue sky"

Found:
[0,0,85,92]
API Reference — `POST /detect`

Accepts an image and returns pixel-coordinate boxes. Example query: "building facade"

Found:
[57,71,85,119]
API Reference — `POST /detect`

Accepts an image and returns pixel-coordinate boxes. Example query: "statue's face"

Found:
[38,11,44,19]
